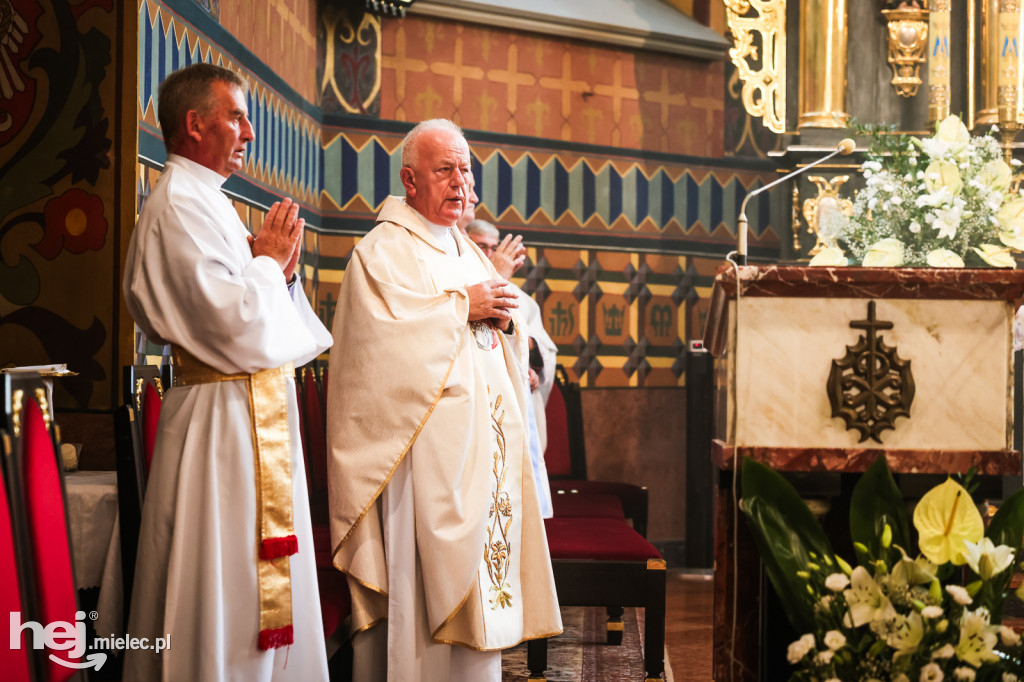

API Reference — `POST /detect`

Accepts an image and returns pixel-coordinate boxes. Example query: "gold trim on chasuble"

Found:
[171,347,297,649]
[485,388,515,611]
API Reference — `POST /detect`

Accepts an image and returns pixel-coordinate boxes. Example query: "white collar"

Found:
[166,154,230,189]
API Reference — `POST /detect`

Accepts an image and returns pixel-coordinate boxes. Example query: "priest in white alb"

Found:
[122,63,332,681]
[325,118,562,681]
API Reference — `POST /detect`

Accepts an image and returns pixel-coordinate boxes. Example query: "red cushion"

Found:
[141,381,162,474]
[551,492,624,520]
[23,398,79,680]
[544,517,661,562]
[543,380,572,477]
[0,463,32,679]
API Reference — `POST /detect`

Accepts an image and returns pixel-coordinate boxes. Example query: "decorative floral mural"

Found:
[0,0,119,408]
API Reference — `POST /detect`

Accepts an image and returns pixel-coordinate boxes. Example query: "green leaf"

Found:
[850,455,910,564]
[740,457,834,633]
[987,485,1024,550]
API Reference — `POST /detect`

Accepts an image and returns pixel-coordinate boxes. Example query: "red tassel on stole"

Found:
[258,625,294,650]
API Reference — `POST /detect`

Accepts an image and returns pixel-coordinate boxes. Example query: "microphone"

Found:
[735,138,856,265]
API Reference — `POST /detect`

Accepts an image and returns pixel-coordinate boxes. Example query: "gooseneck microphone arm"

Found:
[734,138,856,265]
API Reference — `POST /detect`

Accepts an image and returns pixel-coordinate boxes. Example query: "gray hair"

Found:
[158,63,246,152]
[465,219,499,239]
[401,119,464,168]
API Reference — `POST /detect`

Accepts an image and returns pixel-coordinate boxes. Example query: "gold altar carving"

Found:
[881,8,929,98]
[801,175,853,256]
[799,0,849,129]
[725,0,787,133]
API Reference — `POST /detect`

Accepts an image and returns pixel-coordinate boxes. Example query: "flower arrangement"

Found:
[810,116,1024,268]
[741,455,1024,681]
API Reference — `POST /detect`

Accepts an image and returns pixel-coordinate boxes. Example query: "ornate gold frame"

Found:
[881,8,929,98]
[725,0,787,133]
[801,175,853,255]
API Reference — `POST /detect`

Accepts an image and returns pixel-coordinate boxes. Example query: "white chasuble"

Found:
[122,155,332,681]
[326,197,562,679]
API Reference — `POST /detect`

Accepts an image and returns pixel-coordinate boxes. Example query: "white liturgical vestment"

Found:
[122,155,332,681]
[326,197,562,681]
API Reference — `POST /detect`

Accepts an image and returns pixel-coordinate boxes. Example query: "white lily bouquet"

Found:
[742,456,1024,681]
[811,115,1024,268]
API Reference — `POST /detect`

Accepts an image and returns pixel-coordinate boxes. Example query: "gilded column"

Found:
[928,0,951,124]
[798,0,849,129]
[978,0,1002,126]
[998,0,1022,125]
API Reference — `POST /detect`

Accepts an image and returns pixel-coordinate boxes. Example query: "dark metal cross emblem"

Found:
[827,301,914,444]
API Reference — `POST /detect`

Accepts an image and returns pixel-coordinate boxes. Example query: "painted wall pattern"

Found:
[134,0,781,388]
[0,0,126,409]
[138,0,322,212]
[377,15,726,157]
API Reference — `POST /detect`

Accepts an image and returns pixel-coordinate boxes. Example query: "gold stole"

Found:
[172,347,298,649]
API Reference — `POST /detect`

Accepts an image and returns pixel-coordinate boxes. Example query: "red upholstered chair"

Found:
[544,367,649,536]
[549,491,624,521]
[529,516,667,681]
[0,428,35,681]
[115,364,169,633]
[5,374,80,681]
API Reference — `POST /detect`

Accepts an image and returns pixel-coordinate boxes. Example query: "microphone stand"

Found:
[734,139,855,265]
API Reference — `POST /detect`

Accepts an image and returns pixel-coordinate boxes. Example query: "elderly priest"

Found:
[326,118,562,681]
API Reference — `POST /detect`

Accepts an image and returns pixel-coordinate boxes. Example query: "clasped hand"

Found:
[467,279,518,329]
[249,198,303,282]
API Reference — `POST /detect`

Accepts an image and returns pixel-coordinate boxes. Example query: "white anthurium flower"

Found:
[973,244,1017,268]
[955,607,1000,666]
[809,247,848,267]
[886,611,924,656]
[998,198,1024,233]
[891,546,938,587]
[926,249,965,267]
[1000,231,1024,251]
[961,537,1015,580]
[844,565,894,627]
[978,159,1013,192]
[862,238,905,266]
[936,114,972,158]
[924,160,964,196]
